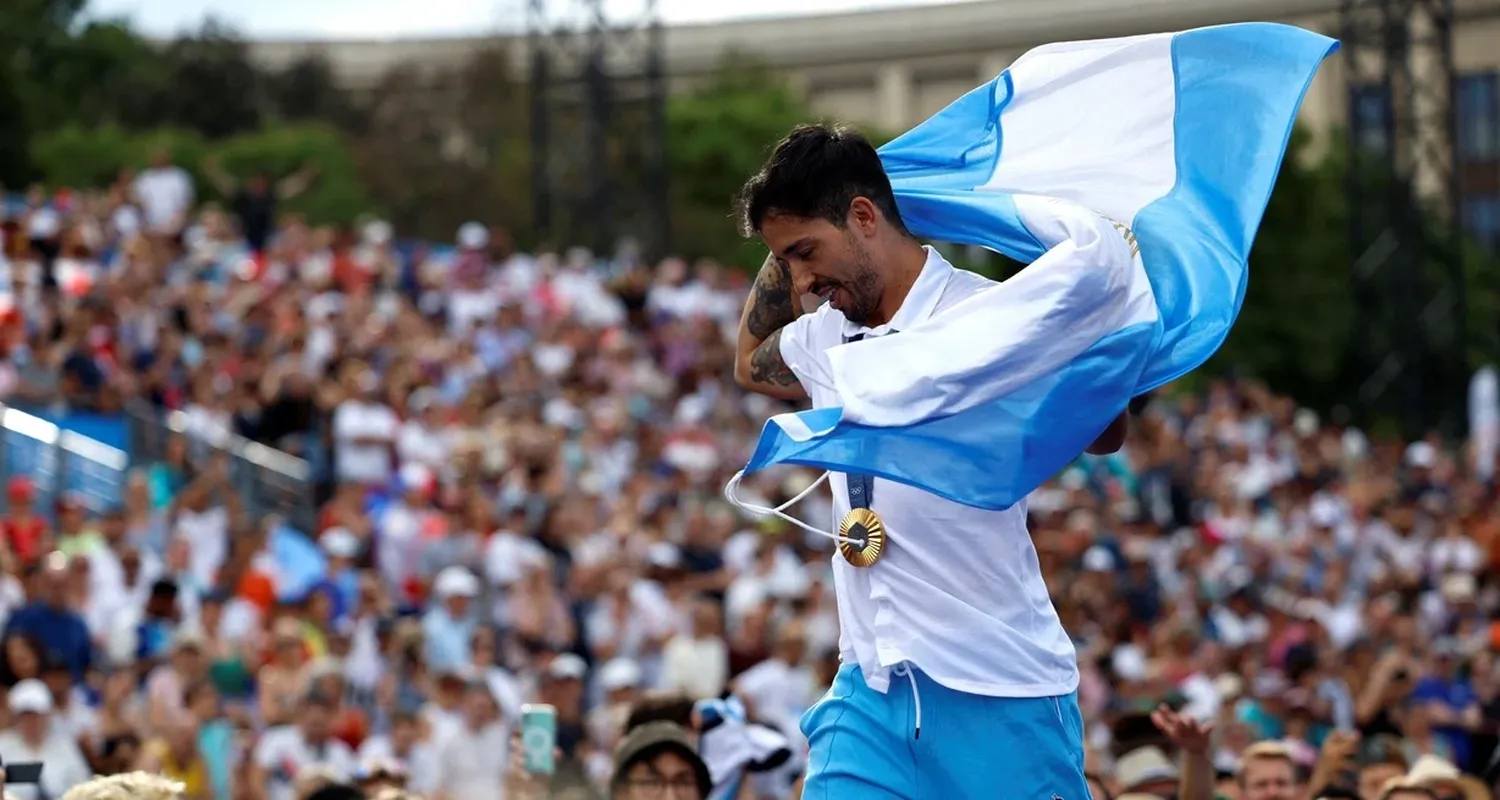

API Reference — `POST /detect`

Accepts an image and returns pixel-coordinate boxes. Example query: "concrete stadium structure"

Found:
[248,0,1500,134]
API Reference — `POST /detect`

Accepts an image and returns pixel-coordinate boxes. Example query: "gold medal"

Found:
[838,508,886,567]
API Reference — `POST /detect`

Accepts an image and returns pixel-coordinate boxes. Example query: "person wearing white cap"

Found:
[376,462,440,605]
[449,222,499,334]
[319,527,362,619]
[422,566,480,675]
[0,679,93,800]
[456,222,489,252]
[589,658,643,753]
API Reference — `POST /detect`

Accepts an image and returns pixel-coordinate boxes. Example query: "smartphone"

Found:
[520,703,557,775]
[3,762,43,785]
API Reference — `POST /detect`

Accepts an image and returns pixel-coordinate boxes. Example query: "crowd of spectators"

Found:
[0,152,1494,800]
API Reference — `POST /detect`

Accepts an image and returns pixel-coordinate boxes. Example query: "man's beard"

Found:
[839,242,883,324]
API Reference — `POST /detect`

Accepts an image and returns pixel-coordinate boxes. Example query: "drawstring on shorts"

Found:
[894,663,922,739]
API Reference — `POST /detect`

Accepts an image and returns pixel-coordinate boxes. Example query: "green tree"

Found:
[1208,128,1354,410]
[31,123,371,224]
[211,124,372,224]
[0,58,34,186]
[265,53,365,133]
[40,21,172,131]
[155,19,265,139]
[665,54,898,266]
[354,46,529,240]
[666,53,821,267]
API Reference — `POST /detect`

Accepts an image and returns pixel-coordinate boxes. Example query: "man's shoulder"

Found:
[939,264,1001,306]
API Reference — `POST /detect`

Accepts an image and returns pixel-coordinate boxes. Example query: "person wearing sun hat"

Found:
[610,722,712,800]
[1403,754,1490,800]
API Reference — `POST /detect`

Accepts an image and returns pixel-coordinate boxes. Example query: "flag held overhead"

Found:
[741,23,1339,510]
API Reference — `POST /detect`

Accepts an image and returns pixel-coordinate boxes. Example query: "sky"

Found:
[86,0,968,40]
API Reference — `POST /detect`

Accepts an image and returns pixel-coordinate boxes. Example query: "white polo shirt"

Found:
[779,246,1078,698]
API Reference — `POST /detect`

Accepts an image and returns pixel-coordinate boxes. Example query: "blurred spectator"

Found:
[0,175,1496,800]
[0,678,94,800]
[609,721,711,800]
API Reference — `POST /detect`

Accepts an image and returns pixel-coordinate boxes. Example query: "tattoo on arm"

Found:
[745,255,798,342]
[748,329,799,387]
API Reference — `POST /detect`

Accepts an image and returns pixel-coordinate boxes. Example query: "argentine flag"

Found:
[740,23,1338,510]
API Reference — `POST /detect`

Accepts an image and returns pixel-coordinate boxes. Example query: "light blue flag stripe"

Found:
[742,23,1338,511]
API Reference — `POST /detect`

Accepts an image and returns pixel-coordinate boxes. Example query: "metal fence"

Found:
[125,404,318,534]
[0,406,131,514]
[0,403,317,534]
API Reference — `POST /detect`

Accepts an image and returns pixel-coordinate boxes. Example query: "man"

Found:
[249,690,358,800]
[1236,742,1300,800]
[1411,640,1481,768]
[731,124,1125,798]
[5,553,92,683]
[356,709,438,795]
[1355,738,1408,800]
[200,156,316,254]
[331,366,399,487]
[0,679,94,800]
[421,566,480,675]
[130,148,194,264]
[623,692,792,800]
[432,679,509,800]
[611,722,712,800]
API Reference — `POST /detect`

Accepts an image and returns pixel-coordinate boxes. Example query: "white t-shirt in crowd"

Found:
[253,727,357,800]
[133,166,195,233]
[734,658,817,747]
[333,400,398,485]
[25,208,60,240]
[358,735,442,795]
[0,727,94,800]
[396,420,450,473]
[433,721,510,800]
[662,635,729,699]
[175,505,230,588]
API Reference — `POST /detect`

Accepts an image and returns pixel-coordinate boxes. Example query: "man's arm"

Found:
[734,254,807,401]
[1086,412,1129,455]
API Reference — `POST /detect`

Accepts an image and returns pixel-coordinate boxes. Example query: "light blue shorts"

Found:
[800,663,1090,800]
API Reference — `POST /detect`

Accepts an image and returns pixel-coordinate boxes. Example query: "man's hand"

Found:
[734,254,806,400]
[1150,704,1212,756]
[1306,728,1360,798]
[1318,729,1360,766]
[1086,412,1128,455]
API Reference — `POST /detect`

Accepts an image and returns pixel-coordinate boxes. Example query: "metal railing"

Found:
[0,403,319,534]
[0,406,131,514]
[125,403,319,534]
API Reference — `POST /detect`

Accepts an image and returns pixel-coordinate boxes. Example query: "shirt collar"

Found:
[841,246,953,339]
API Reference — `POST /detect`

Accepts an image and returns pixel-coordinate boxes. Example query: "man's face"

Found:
[391,719,417,750]
[619,750,703,800]
[1241,758,1298,800]
[1358,763,1404,800]
[300,704,332,741]
[757,202,884,324]
[15,711,45,740]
